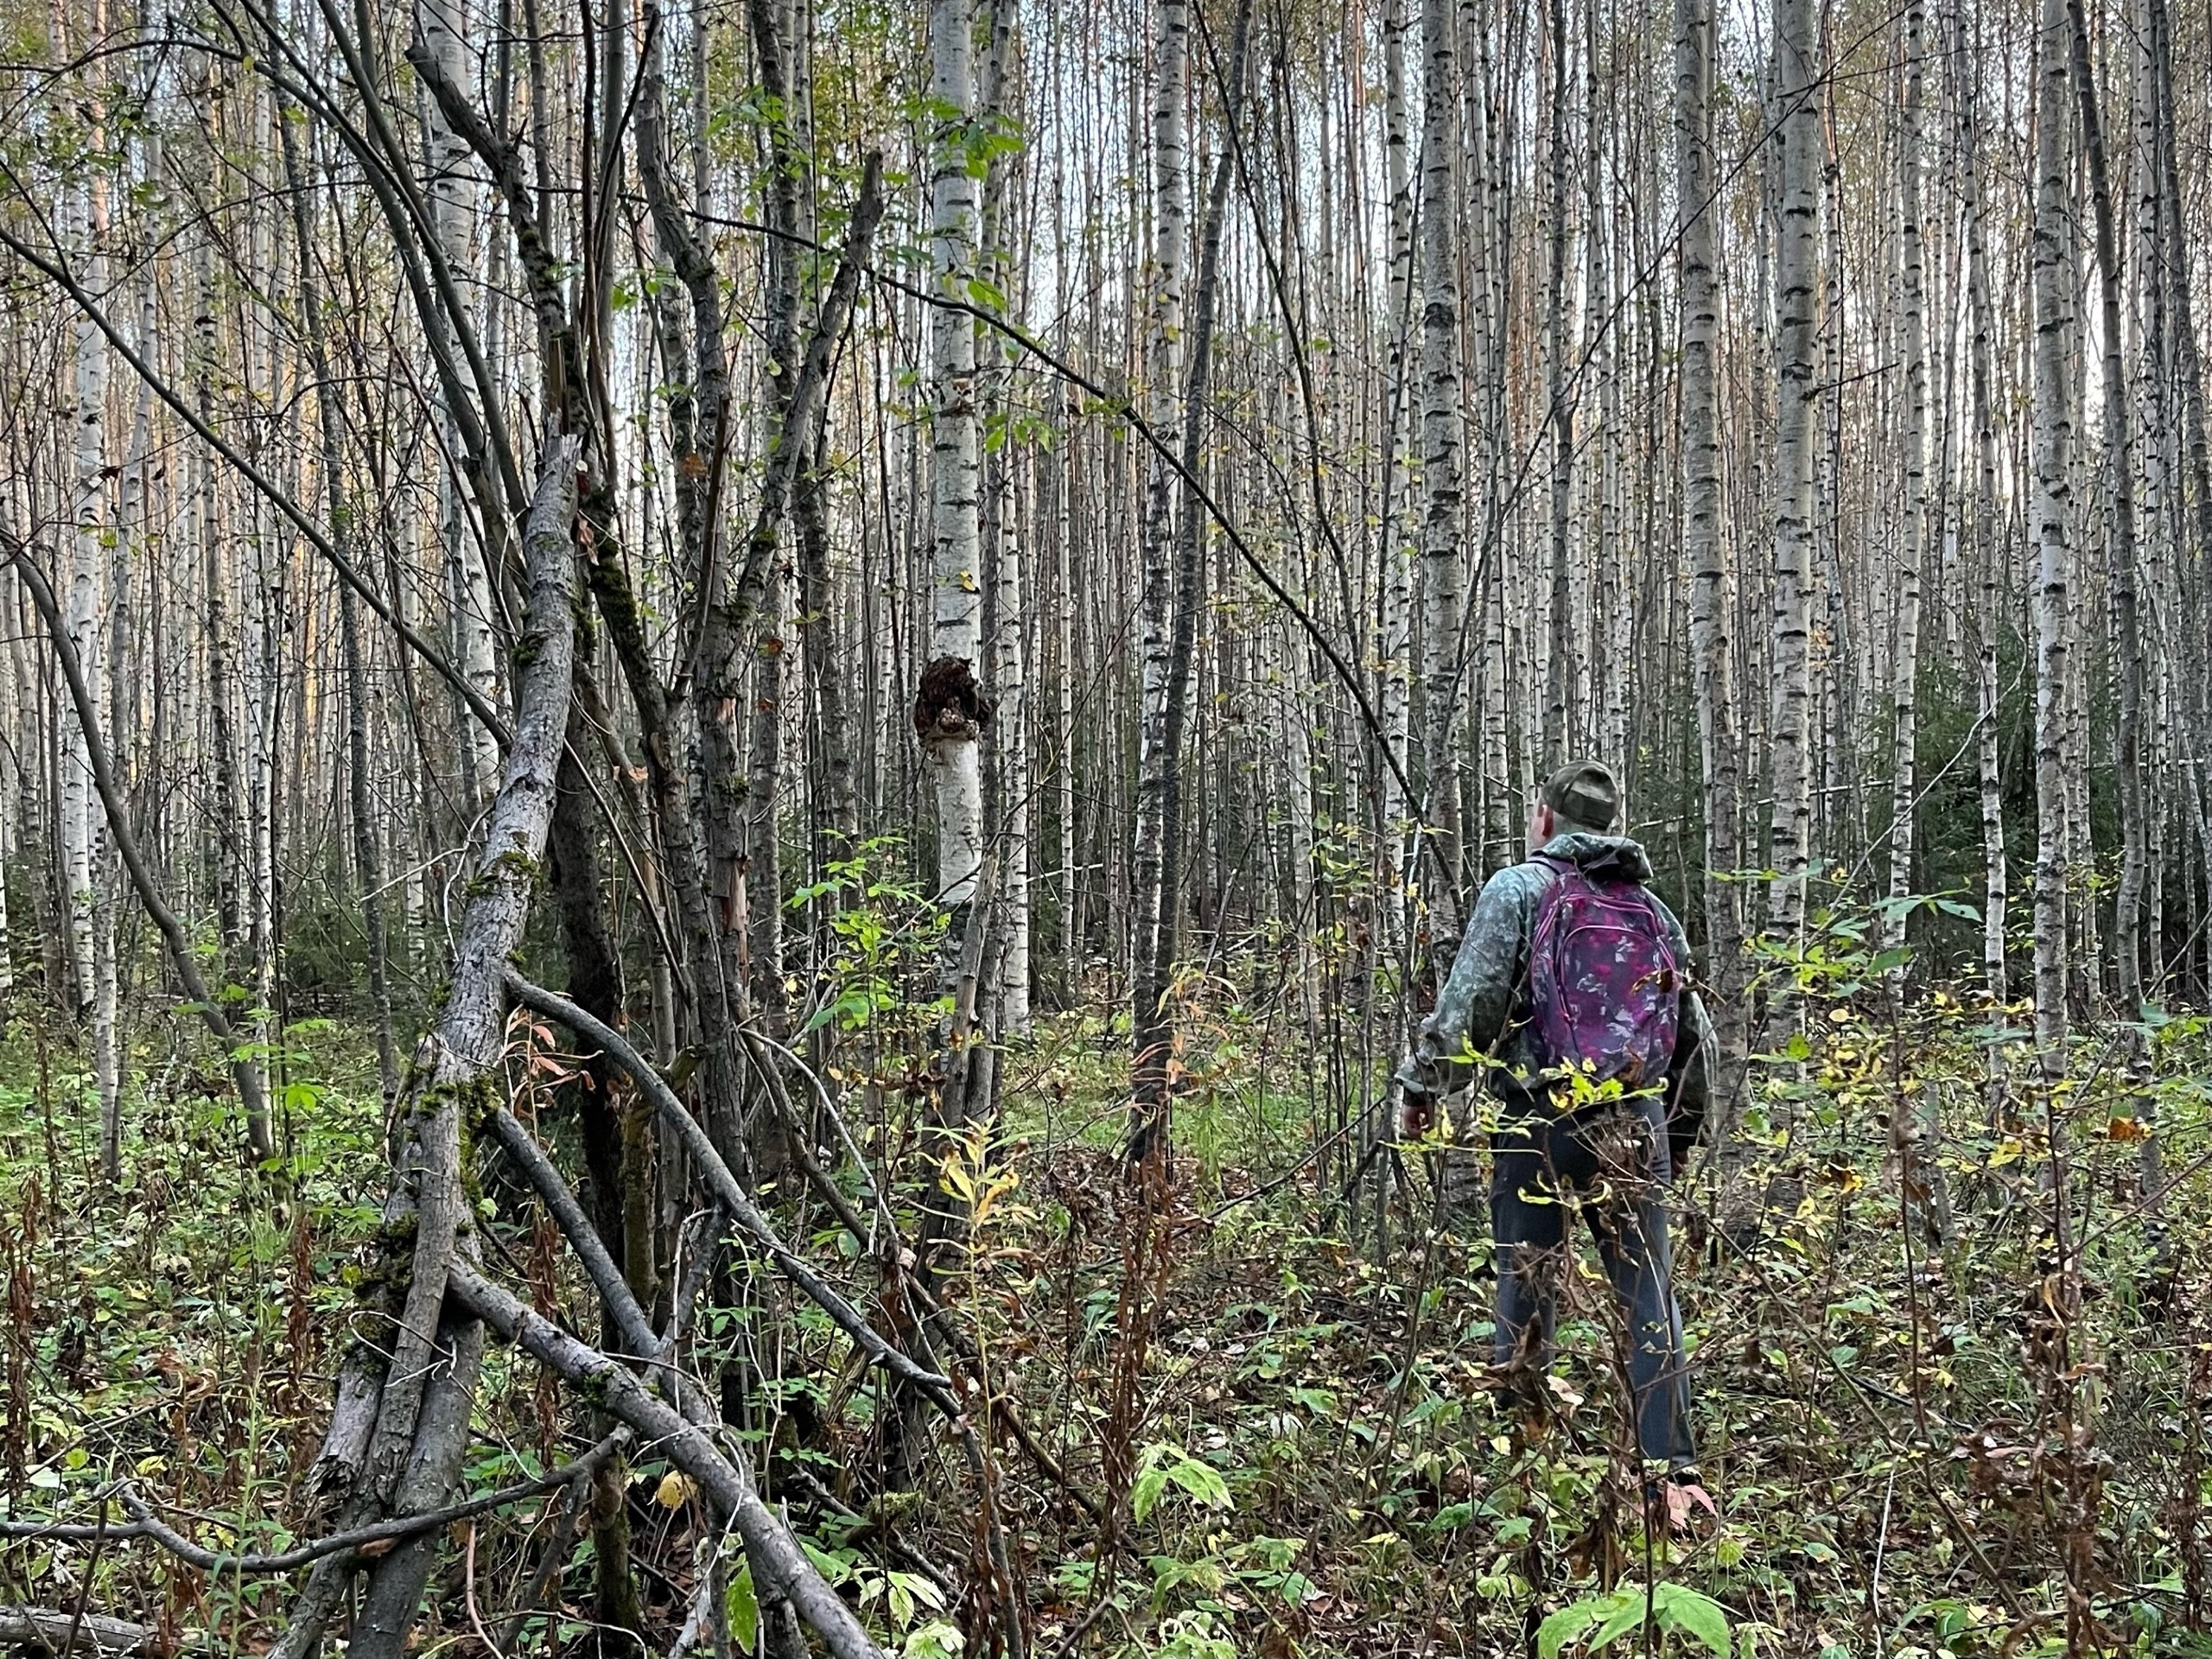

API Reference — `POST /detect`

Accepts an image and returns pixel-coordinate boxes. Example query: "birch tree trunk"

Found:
[922,0,988,974]
[2068,0,2155,1188]
[981,0,1029,1039]
[1380,0,1414,860]
[1541,0,1575,772]
[1127,0,1186,1129]
[1675,0,1744,1142]
[1958,0,2009,1111]
[63,152,120,1179]
[1766,0,1820,947]
[1415,0,1465,931]
[1881,0,1928,960]
[1128,0,1250,1165]
[2030,0,2075,1081]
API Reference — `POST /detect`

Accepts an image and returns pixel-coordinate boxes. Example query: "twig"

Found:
[0,1435,627,1574]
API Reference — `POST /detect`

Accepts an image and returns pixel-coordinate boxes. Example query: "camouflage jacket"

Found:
[1396,833,1713,1151]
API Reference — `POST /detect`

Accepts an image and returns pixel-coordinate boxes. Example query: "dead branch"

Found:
[502,969,957,1404]
[445,1260,887,1659]
[276,432,581,1659]
[0,1434,625,1573]
[0,1608,149,1656]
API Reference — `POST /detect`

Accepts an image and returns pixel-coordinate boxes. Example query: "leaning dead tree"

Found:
[275,435,591,1653]
[264,436,879,1658]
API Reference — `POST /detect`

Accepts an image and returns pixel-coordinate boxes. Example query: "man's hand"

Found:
[1399,1083,1437,1141]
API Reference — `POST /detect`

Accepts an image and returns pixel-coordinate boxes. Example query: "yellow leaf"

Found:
[656,1471,696,1510]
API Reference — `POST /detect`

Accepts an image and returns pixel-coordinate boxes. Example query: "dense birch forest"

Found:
[3,0,2212,1645]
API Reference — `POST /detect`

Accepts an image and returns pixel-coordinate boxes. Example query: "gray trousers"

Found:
[1488,1095,1697,1473]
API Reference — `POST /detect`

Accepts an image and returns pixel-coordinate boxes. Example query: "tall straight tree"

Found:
[1127,0,1188,1153]
[1675,0,1743,1128]
[921,0,988,974]
[1415,0,1465,927]
[1881,0,1929,957]
[1766,0,1820,948]
[1959,0,2008,1045]
[2030,0,2075,1080]
[1129,0,1252,1165]
[2066,0,2145,1035]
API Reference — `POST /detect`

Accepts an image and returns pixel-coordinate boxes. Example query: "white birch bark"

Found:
[60,175,101,1026]
[925,0,985,917]
[1128,0,1185,991]
[1766,0,1820,944]
[1379,0,1414,850]
[993,454,1032,1035]
[1677,0,1743,1122]
[1881,0,1927,959]
[1415,0,1465,927]
[1959,6,2007,1016]
[62,150,120,1178]
[2030,0,2075,1077]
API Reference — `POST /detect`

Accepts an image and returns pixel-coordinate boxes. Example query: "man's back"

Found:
[1399,830,1713,1167]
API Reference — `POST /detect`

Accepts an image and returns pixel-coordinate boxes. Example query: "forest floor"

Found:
[1,956,2209,1659]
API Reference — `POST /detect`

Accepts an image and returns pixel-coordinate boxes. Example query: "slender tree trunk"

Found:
[1882,0,1928,959]
[1766,0,1820,948]
[1127,0,1187,1141]
[63,146,121,1179]
[2030,0,2075,1082]
[1416,0,1465,932]
[2068,0,2154,1189]
[918,0,991,1150]
[1379,0,1414,868]
[1675,0,1745,1142]
[1958,3,2009,1124]
[1128,0,1251,1164]
[1541,0,1574,772]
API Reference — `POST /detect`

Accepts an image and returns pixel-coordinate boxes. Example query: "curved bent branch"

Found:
[447,1261,887,1659]
[502,969,958,1408]
[4,545,272,1160]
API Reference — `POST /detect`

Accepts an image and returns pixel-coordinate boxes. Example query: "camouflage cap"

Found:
[1541,760,1620,832]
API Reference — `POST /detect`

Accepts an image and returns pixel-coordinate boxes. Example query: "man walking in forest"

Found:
[1397,761,1718,1532]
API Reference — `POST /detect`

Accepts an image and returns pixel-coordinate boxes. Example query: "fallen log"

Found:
[0,1608,150,1656]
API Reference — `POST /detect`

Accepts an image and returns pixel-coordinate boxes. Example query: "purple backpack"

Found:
[1526,854,1681,1092]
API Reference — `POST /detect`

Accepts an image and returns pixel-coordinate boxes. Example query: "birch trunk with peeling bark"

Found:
[923,0,987,960]
[2031,0,2075,1082]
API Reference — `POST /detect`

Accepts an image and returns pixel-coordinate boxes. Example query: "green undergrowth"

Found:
[0,925,2209,1657]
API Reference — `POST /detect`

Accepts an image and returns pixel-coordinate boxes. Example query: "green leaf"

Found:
[1132,1463,1170,1523]
[727,1560,759,1654]
[1587,1588,1650,1651]
[1535,1593,1611,1659]
[1655,1584,1732,1656]
[1166,1455,1230,1509]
